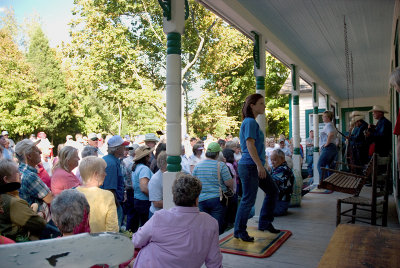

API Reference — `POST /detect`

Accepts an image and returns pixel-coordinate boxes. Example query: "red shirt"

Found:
[394,109,400,135]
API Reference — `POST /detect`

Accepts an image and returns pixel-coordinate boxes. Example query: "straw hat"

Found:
[133,145,155,161]
[350,111,364,118]
[352,115,365,122]
[370,105,388,113]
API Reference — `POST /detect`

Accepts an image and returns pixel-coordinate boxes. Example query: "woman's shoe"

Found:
[259,223,280,233]
[234,233,254,242]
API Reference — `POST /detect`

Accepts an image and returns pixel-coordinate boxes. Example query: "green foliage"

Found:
[190,91,240,138]
[26,26,79,145]
[0,28,45,136]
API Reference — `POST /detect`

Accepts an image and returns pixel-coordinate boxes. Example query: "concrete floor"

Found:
[217,188,400,268]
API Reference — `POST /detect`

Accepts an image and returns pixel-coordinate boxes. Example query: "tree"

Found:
[0,28,45,136]
[26,26,79,144]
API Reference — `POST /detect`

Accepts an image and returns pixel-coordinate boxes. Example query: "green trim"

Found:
[158,0,171,21]
[167,33,181,55]
[326,95,330,109]
[167,155,181,172]
[340,106,373,133]
[336,119,340,124]
[312,83,317,103]
[292,95,299,105]
[251,31,260,69]
[289,94,292,138]
[313,147,320,152]
[293,148,301,155]
[185,0,189,20]
[291,64,297,91]
[256,76,265,90]
[305,108,325,137]
[313,107,319,114]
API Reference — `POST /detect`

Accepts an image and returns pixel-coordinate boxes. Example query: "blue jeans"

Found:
[306,154,313,176]
[234,164,279,236]
[199,197,226,234]
[317,143,338,180]
[127,199,150,232]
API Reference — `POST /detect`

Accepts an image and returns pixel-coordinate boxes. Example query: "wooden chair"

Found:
[336,154,391,226]
[318,154,375,195]
[0,232,134,267]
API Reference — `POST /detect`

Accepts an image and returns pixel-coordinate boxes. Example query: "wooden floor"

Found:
[217,187,400,268]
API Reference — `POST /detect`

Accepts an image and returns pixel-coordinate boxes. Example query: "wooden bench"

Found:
[318,224,400,267]
[0,232,134,267]
[318,154,375,195]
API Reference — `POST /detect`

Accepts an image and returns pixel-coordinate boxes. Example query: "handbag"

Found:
[217,161,234,206]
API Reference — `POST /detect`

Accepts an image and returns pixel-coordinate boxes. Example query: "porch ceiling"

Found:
[198,0,396,102]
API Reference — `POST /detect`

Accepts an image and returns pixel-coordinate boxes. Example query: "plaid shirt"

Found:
[19,163,50,206]
[271,162,294,202]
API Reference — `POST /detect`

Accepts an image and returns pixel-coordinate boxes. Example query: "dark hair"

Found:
[155,143,166,158]
[217,139,226,147]
[190,137,197,142]
[132,156,150,172]
[242,93,264,120]
[205,151,218,159]
[222,148,235,164]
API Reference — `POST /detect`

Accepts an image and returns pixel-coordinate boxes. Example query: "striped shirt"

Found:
[193,159,232,202]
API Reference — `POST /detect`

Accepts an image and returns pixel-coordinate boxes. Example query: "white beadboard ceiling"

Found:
[198,0,397,101]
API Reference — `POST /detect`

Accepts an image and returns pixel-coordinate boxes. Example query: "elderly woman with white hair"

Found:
[76,156,118,233]
[51,189,91,236]
[51,146,81,196]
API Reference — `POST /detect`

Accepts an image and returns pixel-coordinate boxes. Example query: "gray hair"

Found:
[225,141,239,150]
[390,66,400,88]
[272,148,285,160]
[81,146,98,158]
[51,189,90,234]
[172,173,202,207]
[0,159,18,185]
[53,146,77,172]
[107,146,119,155]
[156,151,167,171]
[205,151,218,159]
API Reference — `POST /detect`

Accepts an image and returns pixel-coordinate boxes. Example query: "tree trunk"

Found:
[118,102,122,136]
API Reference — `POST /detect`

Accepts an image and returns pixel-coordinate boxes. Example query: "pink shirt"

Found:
[51,168,81,196]
[132,206,222,268]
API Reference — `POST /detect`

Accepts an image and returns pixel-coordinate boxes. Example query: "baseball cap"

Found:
[15,139,41,156]
[108,135,130,147]
[207,142,221,153]
[88,133,98,141]
[1,131,9,135]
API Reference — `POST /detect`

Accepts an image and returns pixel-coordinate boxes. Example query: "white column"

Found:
[312,83,320,185]
[161,0,185,210]
[252,32,267,217]
[291,64,302,174]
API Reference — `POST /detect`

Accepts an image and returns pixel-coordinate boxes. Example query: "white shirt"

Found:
[320,122,337,146]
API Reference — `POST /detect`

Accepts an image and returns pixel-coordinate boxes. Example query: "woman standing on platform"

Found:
[234,94,280,242]
[317,110,338,180]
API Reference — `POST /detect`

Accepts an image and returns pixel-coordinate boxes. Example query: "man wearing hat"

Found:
[101,135,130,227]
[87,133,104,157]
[15,139,54,218]
[144,133,159,163]
[349,114,369,167]
[365,105,392,157]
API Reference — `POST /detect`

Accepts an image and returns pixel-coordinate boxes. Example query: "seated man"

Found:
[132,173,222,268]
[270,149,295,216]
[15,139,54,221]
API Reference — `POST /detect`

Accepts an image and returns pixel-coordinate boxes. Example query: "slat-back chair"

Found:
[336,154,391,226]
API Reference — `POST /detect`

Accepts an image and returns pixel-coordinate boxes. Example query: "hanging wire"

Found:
[344,16,350,108]
[351,52,355,108]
